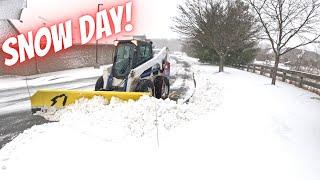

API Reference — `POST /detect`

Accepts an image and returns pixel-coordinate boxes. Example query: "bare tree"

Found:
[246,0,320,85]
[292,50,305,71]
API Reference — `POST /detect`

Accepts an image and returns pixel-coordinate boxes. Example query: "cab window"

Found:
[137,44,152,65]
[113,43,134,78]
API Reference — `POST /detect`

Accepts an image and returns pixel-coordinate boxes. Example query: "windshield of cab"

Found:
[113,43,135,78]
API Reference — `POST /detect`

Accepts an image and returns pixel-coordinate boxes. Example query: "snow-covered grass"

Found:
[0,56,320,180]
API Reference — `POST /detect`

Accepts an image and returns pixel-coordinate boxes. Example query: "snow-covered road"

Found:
[0,56,319,180]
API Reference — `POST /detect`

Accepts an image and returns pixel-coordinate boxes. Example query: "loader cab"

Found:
[112,40,153,79]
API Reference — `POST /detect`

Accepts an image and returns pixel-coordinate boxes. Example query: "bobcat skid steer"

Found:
[95,38,170,99]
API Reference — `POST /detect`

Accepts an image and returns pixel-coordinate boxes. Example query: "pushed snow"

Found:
[0,55,320,180]
[36,93,220,141]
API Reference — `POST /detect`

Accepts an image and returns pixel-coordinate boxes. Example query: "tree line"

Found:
[172,0,320,85]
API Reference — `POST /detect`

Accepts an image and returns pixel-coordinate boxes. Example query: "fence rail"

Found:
[234,64,320,95]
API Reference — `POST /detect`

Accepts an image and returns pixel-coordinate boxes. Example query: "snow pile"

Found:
[36,93,220,142]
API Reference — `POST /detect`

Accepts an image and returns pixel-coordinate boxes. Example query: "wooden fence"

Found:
[234,64,320,95]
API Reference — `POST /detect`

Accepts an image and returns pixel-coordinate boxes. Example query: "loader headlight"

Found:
[131,40,138,46]
[130,70,135,77]
[114,40,119,46]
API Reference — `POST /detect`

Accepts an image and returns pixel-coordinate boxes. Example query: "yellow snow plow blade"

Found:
[31,89,148,114]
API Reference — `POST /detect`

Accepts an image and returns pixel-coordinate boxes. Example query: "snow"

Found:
[253,60,290,70]
[0,55,320,180]
[169,54,196,101]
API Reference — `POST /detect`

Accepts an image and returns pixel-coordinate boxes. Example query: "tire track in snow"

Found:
[169,55,194,101]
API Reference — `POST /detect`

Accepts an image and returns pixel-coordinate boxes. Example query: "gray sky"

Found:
[136,0,182,38]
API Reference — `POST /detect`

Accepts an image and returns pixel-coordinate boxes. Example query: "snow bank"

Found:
[36,93,219,141]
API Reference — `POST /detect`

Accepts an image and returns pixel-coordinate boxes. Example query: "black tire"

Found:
[154,76,170,99]
[95,76,104,91]
[135,80,155,96]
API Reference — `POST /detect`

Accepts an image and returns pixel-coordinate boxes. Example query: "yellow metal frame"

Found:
[31,89,148,109]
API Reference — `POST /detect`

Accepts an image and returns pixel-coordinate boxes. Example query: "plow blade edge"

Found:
[31,90,147,114]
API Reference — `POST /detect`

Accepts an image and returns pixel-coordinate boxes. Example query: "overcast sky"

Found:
[10,0,320,52]
[26,0,182,39]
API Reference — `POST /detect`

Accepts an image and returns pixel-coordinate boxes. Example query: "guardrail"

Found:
[234,64,320,95]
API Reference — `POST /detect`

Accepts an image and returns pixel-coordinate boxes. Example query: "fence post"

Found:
[247,65,250,71]
[299,76,304,88]
[253,65,256,73]
[282,72,286,82]
[260,67,264,75]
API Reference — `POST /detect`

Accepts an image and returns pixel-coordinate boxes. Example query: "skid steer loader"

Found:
[95,38,170,98]
[31,37,170,113]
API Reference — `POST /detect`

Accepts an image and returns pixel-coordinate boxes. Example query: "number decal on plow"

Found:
[50,94,68,107]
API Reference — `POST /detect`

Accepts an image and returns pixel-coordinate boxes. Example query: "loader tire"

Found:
[95,76,104,91]
[154,76,170,99]
[135,80,155,96]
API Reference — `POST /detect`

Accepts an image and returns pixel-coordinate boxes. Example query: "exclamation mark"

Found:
[125,2,133,32]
